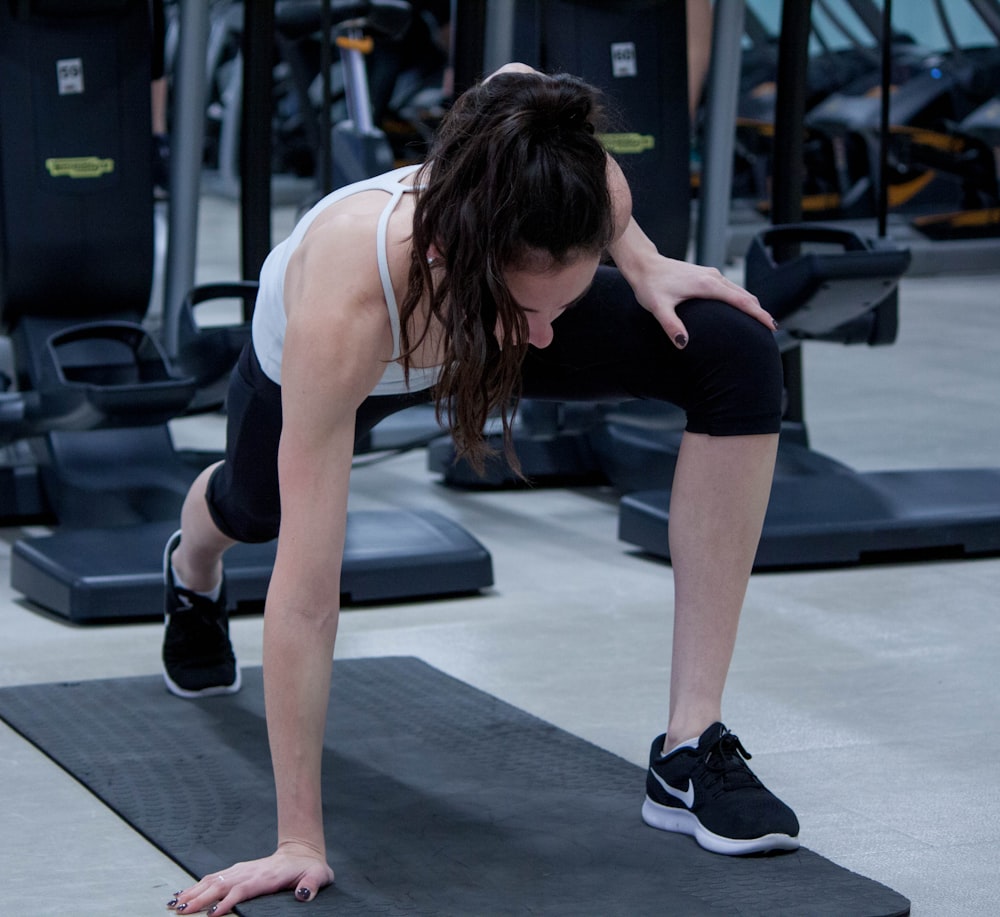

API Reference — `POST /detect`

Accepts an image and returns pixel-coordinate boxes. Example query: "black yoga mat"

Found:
[0,658,909,916]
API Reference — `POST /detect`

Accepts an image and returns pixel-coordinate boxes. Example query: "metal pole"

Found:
[877,0,892,238]
[318,0,334,196]
[483,0,516,74]
[452,0,487,93]
[342,27,376,134]
[240,0,275,298]
[695,0,745,268]
[771,0,813,433]
[163,0,209,357]
[771,0,812,234]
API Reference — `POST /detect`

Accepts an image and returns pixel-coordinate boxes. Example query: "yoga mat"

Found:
[0,658,910,916]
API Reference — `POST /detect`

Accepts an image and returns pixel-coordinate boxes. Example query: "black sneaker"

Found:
[162,530,241,698]
[642,722,799,855]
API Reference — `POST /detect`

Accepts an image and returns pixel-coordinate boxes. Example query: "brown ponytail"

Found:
[398,70,614,474]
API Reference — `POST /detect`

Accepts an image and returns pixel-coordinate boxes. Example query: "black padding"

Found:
[10,513,494,622]
[14,0,135,17]
[0,658,911,917]
[620,466,1000,569]
[510,0,691,259]
[0,0,152,321]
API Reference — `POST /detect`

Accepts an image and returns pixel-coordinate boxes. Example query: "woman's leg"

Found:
[162,344,284,697]
[525,268,797,851]
[169,345,433,597]
[523,267,784,742]
[664,430,778,749]
[170,462,236,592]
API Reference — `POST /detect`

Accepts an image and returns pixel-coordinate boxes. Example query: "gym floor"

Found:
[1,195,997,915]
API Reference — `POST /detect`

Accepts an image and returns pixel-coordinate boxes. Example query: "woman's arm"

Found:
[171,215,394,916]
[266,213,392,863]
[605,157,777,348]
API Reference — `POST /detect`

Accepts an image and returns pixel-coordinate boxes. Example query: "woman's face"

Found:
[502,253,601,349]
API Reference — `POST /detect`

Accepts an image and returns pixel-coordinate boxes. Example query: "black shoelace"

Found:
[702,731,762,793]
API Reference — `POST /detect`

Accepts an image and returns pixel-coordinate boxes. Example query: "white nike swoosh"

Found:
[651,770,695,809]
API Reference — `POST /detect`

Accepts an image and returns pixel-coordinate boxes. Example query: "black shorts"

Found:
[205,266,782,543]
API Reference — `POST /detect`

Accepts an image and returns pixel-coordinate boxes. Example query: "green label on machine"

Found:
[599,133,655,155]
[45,157,115,178]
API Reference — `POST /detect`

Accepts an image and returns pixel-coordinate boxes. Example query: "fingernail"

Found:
[167,898,178,908]
[177,905,188,913]
[674,333,687,348]
[772,318,780,330]
[296,887,312,901]
[209,907,218,915]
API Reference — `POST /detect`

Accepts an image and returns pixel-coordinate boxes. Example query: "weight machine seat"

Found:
[744,224,911,339]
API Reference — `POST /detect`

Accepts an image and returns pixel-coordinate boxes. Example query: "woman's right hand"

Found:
[166,842,335,914]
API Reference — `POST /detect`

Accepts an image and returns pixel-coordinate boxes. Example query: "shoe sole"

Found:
[641,796,800,856]
[163,662,242,699]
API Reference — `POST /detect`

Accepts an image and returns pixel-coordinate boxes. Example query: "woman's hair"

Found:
[398,70,615,474]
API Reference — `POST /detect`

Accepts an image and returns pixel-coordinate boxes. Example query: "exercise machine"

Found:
[727,0,1000,273]
[0,0,492,622]
[619,0,1000,568]
[199,0,443,206]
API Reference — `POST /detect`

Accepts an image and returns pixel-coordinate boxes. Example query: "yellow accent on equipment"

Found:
[45,157,114,178]
[599,132,655,155]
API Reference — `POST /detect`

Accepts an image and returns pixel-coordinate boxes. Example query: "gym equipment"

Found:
[200,0,442,206]
[732,0,883,208]
[0,0,195,528]
[619,0,1000,569]
[804,3,1000,221]
[904,0,1000,241]
[728,0,1000,274]
[0,0,492,621]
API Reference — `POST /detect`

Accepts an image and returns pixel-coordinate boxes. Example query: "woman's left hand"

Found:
[166,843,335,914]
[604,163,777,349]
[629,255,778,349]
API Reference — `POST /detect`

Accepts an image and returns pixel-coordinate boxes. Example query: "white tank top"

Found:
[251,164,442,395]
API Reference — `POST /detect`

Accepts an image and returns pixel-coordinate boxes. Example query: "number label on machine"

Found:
[610,42,637,78]
[56,58,84,95]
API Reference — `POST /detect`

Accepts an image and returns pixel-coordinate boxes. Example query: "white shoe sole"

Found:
[163,662,242,699]
[642,796,800,856]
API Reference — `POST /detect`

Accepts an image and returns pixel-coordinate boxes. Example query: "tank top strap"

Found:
[375,185,406,360]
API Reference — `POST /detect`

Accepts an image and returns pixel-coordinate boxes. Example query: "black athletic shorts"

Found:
[205,266,783,543]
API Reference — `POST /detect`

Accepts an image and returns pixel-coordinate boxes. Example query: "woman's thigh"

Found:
[520,265,783,436]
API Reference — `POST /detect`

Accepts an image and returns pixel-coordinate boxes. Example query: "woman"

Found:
[164,65,798,915]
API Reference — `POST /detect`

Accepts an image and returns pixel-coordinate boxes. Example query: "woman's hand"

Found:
[627,252,778,349]
[166,842,335,914]
[605,161,777,349]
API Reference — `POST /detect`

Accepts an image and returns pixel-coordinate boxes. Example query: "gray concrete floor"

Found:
[1,195,998,915]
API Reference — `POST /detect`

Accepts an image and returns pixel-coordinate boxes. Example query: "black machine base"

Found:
[619,467,1000,569]
[11,511,493,623]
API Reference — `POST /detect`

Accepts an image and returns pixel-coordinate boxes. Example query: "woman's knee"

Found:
[204,463,280,544]
[676,299,783,436]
